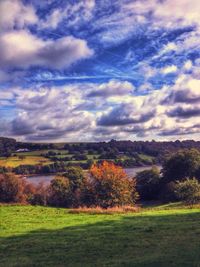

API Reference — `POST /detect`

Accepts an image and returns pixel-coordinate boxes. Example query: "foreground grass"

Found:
[0,205,200,267]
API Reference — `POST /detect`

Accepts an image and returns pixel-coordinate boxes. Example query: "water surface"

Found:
[27,165,162,184]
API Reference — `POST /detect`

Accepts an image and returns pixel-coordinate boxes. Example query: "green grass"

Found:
[0,205,200,267]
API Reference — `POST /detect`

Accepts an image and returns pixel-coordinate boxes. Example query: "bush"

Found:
[136,167,161,200]
[89,161,138,208]
[0,173,27,203]
[69,205,140,214]
[174,178,200,204]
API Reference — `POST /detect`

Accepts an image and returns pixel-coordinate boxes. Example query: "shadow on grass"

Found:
[0,212,200,267]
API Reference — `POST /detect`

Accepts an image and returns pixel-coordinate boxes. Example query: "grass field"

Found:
[0,205,200,267]
[0,156,51,167]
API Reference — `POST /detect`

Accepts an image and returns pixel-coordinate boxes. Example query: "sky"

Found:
[0,0,200,142]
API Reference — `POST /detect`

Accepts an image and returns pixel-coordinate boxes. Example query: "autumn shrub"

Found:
[89,161,139,208]
[69,205,140,214]
[174,178,200,204]
[0,173,27,203]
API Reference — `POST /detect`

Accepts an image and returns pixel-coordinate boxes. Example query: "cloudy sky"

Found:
[0,0,200,142]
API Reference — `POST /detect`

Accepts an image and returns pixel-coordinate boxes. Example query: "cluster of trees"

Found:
[136,149,200,204]
[15,138,200,163]
[16,142,55,151]
[0,162,138,208]
[13,161,94,175]
[63,139,200,161]
[1,148,200,207]
[0,137,16,157]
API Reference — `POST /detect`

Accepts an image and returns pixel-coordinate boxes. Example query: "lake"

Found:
[26,165,162,184]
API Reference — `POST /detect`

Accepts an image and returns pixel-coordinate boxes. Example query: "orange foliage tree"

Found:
[89,161,139,208]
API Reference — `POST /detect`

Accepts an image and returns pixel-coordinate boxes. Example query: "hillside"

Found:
[0,205,200,267]
[1,137,200,174]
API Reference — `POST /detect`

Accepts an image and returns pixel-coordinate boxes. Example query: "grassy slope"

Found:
[0,205,200,267]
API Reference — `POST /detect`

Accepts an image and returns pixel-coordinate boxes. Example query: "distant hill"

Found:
[17,138,200,160]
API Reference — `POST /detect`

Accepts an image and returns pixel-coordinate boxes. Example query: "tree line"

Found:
[1,136,200,158]
[1,149,200,207]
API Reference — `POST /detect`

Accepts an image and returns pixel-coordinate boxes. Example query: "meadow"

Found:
[0,204,200,267]
[0,156,51,168]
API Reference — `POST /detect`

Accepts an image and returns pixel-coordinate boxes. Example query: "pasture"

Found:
[0,205,200,267]
[0,156,51,168]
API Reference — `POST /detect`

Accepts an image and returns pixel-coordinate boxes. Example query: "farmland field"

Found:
[0,205,200,267]
[0,156,51,167]
[0,148,155,169]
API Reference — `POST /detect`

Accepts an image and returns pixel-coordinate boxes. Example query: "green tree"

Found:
[48,176,72,207]
[62,166,85,191]
[162,149,200,183]
[136,166,161,200]
[174,178,200,204]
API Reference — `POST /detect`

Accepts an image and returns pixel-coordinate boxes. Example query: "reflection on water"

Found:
[125,166,161,177]
[26,165,162,184]
[26,175,55,184]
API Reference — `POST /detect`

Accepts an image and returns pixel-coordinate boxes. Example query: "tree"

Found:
[62,167,85,191]
[0,173,27,203]
[162,149,200,183]
[89,161,138,208]
[48,176,72,207]
[18,155,26,160]
[174,178,200,204]
[25,182,48,206]
[62,166,86,206]
[136,166,161,200]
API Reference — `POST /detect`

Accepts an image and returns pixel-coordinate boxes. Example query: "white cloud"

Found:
[0,30,93,69]
[161,65,177,74]
[4,70,198,141]
[87,80,134,97]
[154,0,200,29]
[0,0,38,31]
